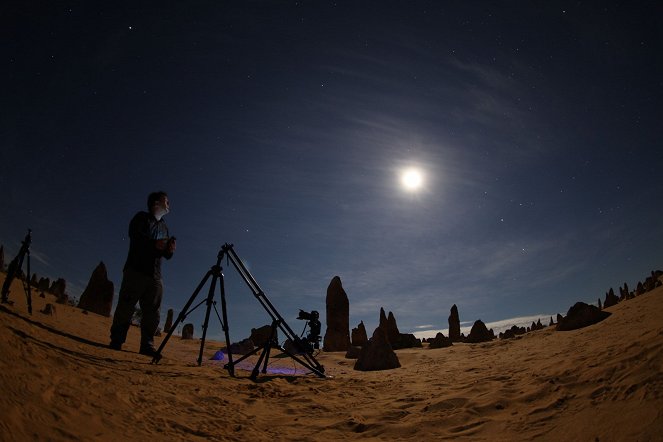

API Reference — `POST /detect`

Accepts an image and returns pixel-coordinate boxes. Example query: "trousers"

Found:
[110,269,163,349]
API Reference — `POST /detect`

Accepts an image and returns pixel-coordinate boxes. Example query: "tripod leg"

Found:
[1,254,24,305]
[25,250,32,314]
[248,320,279,379]
[251,344,269,380]
[260,327,278,375]
[152,269,214,363]
[218,270,234,376]
[197,270,219,366]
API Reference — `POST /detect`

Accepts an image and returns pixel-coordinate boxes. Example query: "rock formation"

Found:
[499,325,526,340]
[163,309,174,333]
[620,283,630,300]
[386,311,400,345]
[644,271,658,291]
[50,278,67,303]
[351,321,368,347]
[40,303,56,316]
[598,298,602,310]
[0,245,4,270]
[394,333,422,349]
[466,320,493,343]
[182,323,194,339]
[354,326,401,371]
[77,262,114,317]
[379,307,388,330]
[556,313,564,323]
[530,319,544,331]
[345,346,361,359]
[373,309,420,349]
[604,289,619,308]
[38,277,50,292]
[448,304,461,342]
[323,276,351,352]
[556,302,611,331]
[428,332,452,349]
[250,324,275,348]
[228,338,254,355]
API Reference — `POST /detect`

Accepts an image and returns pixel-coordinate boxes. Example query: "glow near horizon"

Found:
[411,313,558,340]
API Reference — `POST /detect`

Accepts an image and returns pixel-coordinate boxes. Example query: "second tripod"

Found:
[1,229,33,314]
[152,243,326,380]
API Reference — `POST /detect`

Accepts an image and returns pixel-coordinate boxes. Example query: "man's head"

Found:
[147,191,170,219]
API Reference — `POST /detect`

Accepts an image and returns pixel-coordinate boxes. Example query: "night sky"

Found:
[3,2,662,341]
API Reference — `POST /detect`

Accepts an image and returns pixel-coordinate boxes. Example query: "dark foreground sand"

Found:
[1,273,662,441]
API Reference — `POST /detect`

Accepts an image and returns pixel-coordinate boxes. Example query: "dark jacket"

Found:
[123,211,173,279]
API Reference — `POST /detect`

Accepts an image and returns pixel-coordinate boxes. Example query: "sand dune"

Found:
[1,274,662,441]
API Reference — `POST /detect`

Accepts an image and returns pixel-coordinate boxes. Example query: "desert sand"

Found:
[1,273,662,441]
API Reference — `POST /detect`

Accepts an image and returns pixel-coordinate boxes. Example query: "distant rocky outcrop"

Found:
[394,333,422,349]
[182,323,194,339]
[549,316,555,327]
[351,321,368,347]
[428,332,452,349]
[30,273,38,287]
[354,326,401,371]
[556,302,611,331]
[38,277,50,292]
[163,309,174,333]
[448,304,461,342]
[530,319,544,331]
[77,262,114,317]
[40,303,56,316]
[323,276,351,352]
[466,320,494,343]
[604,288,619,308]
[619,283,630,300]
[375,309,420,349]
[643,271,662,292]
[499,325,527,340]
[556,313,564,323]
[250,324,275,348]
[50,278,67,304]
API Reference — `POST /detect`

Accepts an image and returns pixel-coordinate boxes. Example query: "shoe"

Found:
[139,346,158,357]
[109,341,122,351]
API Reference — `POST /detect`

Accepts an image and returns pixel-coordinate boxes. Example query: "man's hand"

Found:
[167,237,177,254]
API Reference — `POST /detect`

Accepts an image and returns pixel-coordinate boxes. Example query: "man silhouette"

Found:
[109,191,176,356]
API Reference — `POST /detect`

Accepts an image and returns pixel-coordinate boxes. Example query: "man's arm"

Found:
[156,237,176,259]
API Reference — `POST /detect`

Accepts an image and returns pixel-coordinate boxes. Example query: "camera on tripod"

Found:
[296,309,321,351]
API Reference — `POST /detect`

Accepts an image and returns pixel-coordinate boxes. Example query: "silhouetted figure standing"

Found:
[109,191,176,356]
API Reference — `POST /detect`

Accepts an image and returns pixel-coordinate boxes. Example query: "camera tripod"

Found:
[152,243,325,379]
[1,229,33,314]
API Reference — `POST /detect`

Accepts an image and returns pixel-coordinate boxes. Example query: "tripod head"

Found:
[21,229,32,250]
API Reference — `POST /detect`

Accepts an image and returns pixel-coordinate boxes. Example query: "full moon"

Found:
[401,168,423,191]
